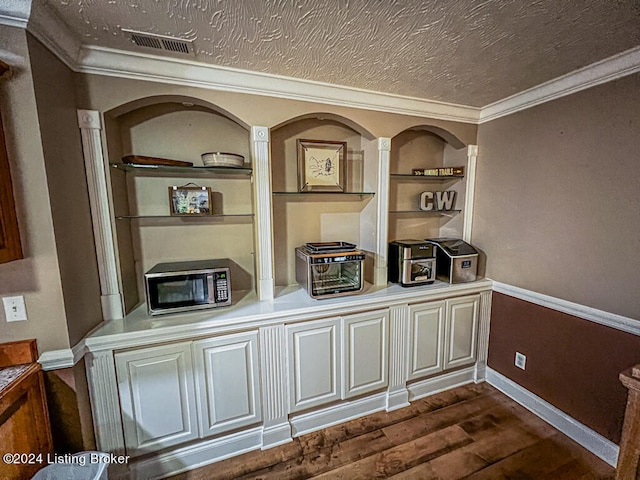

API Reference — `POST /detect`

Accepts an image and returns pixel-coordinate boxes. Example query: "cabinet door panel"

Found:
[408,301,446,380]
[342,310,388,398]
[115,343,198,456]
[445,294,480,369]
[287,318,341,412]
[193,332,261,437]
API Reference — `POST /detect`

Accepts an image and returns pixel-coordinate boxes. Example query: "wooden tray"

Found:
[122,155,193,167]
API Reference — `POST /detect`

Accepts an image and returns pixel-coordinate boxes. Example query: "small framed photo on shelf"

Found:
[168,185,211,216]
[297,139,346,192]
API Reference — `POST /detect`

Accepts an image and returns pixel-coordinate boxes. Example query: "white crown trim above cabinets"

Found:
[75,46,481,124]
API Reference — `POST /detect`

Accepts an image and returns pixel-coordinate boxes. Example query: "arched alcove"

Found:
[270,113,378,288]
[388,124,469,242]
[103,95,256,313]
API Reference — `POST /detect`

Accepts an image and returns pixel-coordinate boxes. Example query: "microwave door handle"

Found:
[207,274,215,303]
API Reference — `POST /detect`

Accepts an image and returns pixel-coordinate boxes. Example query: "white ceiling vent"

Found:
[123,29,194,56]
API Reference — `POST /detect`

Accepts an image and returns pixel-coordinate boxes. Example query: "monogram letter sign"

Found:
[419,191,457,211]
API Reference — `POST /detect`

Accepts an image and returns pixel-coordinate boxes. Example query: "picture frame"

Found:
[168,185,211,216]
[297,139,346,192]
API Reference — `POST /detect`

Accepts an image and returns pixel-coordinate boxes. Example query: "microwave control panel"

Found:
[214,271,229,303]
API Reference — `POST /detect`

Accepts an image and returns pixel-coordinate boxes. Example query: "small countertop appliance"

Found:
[388,239,436,286]
[295,242,365,299]
[426,238,479,284]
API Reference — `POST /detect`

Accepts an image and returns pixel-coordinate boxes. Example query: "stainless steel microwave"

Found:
[144,259,231,315]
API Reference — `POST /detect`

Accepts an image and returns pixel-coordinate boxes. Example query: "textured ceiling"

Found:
[42,0,640,107]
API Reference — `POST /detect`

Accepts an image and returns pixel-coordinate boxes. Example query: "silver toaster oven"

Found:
[295,242,365,299]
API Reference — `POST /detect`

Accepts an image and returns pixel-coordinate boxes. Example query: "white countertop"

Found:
[84,279,492,352]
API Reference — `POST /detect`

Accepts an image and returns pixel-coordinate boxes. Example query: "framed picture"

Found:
[297,139,346,192]
[168,185,211,215]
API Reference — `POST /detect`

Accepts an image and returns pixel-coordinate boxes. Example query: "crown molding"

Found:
[0,0,31,29]
[3,3,639,125]
[26,0,80,69]
[479,45,640,123]
[75,45,481,123]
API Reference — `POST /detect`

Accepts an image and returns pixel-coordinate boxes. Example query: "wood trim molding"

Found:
[251,126,274,301]
[374,137,391,286]
[486,367,619,467]
[492,281,640,337]
[462,144,478,244]
[77,109,124,321]
[479,45,640,123]
[4,5,640,124]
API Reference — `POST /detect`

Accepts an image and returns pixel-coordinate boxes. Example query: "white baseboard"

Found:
[408,365,477,401]
[130,426,263,480]
[486,368,619,467]
[261,423,292,449]
[386,388,411,411]
[289,392,388,438]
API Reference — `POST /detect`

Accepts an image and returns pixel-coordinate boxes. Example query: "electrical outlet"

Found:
[3,296,27,322]
[515,351,526,370]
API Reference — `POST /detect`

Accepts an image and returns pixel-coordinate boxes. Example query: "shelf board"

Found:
[272,191,375,196]
[389,210,461,215]
[111,163,253,176]
[390,174,464,180]
[115,213,254,219]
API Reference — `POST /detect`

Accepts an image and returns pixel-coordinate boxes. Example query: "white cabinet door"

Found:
[444,294,480,370]
[115,342,198,456]
[193,332,262,438]
[342,310,389,399]
[287,317,342,413]
[408,301,446,380]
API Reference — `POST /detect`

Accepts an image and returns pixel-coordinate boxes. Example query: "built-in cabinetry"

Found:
[408,294,479,380]
[77,90,484,480]
[287,309,388,413]
[84,283,491,479]
[115,331,261,458]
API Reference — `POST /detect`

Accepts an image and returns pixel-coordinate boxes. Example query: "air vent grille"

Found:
[130,33,162,50]
[125,30,194,55]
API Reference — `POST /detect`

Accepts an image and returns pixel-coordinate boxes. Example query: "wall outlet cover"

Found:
[3,295,27,322]
[515,351,526,370]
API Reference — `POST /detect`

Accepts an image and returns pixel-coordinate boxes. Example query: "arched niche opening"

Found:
[270,113,377,288]
[388,125,468,242]
[104,95,251,167]
[103,95,255,313]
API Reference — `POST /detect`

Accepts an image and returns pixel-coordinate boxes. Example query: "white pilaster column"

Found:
[259,325,292,447]
[77,109,123,320]
[375,137,391,286]
[84,350,126,455]
[387,304,410,410]
[475,289,492,382]
[251,126,275,300]
[463,144,478,244]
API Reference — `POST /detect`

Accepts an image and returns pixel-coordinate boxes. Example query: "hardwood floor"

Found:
[168,382,614,480]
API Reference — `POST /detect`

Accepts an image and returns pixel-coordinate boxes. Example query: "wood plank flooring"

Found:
[168,382,614,480]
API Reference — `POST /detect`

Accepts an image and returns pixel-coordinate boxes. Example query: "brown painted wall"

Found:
[488,292,640,444]
[474,73,640,320]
